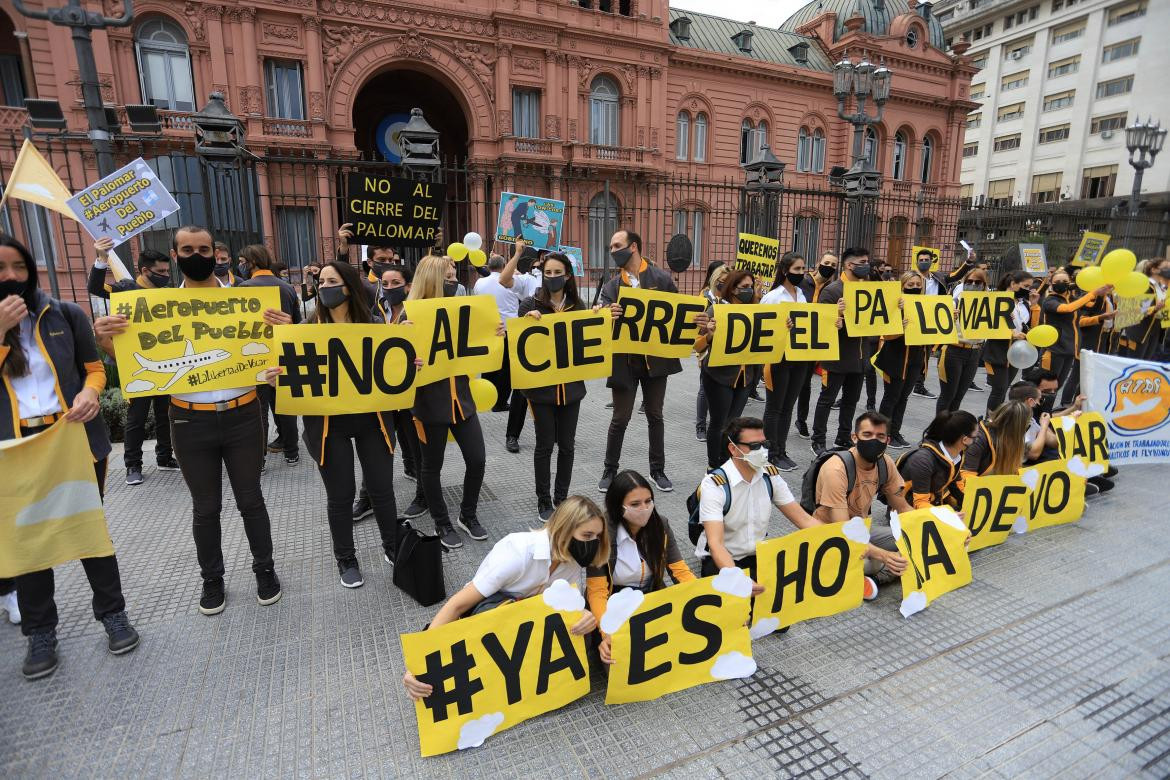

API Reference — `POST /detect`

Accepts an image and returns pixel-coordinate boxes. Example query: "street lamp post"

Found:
[741,143,786,240]
[191,92,258,249]
[834,57,891,250]
[1123,117,1166,247]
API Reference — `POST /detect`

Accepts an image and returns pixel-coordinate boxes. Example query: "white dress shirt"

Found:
[695,458,797,559]
[611,525,651,589]
[473,271,528,320]
[471,529,583,599]
[172,278,252,404]
[10,316,62,418]
[760,285,807,305]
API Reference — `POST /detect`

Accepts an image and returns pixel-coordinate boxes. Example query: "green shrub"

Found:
[100,387,157,443]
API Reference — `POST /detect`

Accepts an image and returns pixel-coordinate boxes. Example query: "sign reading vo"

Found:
[344,173,446,246]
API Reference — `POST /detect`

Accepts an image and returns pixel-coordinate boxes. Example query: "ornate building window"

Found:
[920,136,934,183]
[589,76,619,147]
[892,132,907,179]
[676,111,690,160]
[693,113,708,162]
[135,17,195,112]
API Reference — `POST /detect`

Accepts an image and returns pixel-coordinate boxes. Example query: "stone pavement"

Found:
[2,361,1168,779]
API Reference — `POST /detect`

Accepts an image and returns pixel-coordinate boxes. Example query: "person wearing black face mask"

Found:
[213,242,236,285]
[984,270,1036,414]
[1039,268,1110,401]
[916,247,974,297]
[875,273,931,450]
[1119,260,1166,360]
[761,254,813,471]
[86,238,178,484]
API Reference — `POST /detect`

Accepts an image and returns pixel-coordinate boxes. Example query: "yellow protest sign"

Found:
[961,475,1029,552]
[404,295,503,384]
[603,572,754,705]
[1053,411,1110,469]
[707,304,786,367]
[1112,295,1151,330]
[752,519,869,633]
[844,281,903,337]
[507,310,612,389]
[0,421,113,579]
[400,583,590,757]
[109,287,279,398]
[777,303,839,362]
[904,295,959,346]
[1071,232,1110,267]
[1020,243,1048,276]
[1020,460,1086,531]
[272,324,420,415]
[893,507,972,617]
[957,292,1015,339]
[911,245,942,273]
[612,287,707,358]
[736,232,780,289]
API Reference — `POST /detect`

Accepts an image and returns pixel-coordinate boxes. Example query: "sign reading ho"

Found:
[66,157,180,247]
[344,173,446,247]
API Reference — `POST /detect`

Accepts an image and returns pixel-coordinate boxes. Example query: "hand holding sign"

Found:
[844,281,903,337]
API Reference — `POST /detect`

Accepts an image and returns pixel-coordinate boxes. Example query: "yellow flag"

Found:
[0,421,113,579]
[0,139,76,220]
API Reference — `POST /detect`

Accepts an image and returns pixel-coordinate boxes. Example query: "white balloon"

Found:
[463,232,483,251]
[1007,340,1038,370]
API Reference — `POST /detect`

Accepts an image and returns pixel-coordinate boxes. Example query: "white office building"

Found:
[934,0,1168,206]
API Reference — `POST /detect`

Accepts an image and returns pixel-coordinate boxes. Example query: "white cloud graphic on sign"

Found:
[1011,515,1029,535]
[749,618,779,640]
[710,567,753,598]
[255,369,269,382]
[1020,468,1040,491]
[457,712,504,750]
[599,588,644,635]
[1066,456,1104,479]
[930,505,966,532]
[710,651,757,680]
[241,342,269,356]
[1058,416,1076,431]
[542,579,584,612]
[889,510,902,540]
[899,590,927,618]
[15,481,102,527]
[842,516,870,544]
[125,379,155,393]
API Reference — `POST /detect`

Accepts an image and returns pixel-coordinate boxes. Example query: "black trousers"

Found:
[986,362,1017,415]
[936,346,981,414]
[879,370,918,439]
[15,456,126,636]
[421,415,487,528]
[486,338,516,413]
[123,393,172,469]
[257,383,298,457]
[317,413,398,562]
[532,400,581,503]
[813,371,863,446]
[700,554,757,579]
[702,373,750,469]
[170,399,275,581]
[695,381,708,429]
[796,369,812,425]
[605,375,668,473]
[764,362,813,459]
[1060,358,1083,407]
[1045,353,1076,401]
[504,385,528,440]
[864,363,878,408]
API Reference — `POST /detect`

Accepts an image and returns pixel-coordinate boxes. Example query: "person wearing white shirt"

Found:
[760,253,812,472]
[94,226,287,618]
[495,241,540,450]
[696,417,824,593]
[402,496,609,701]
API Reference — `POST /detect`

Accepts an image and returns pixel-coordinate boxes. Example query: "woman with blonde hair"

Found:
[402,495,609,700]
[960,400,1030,481]
[695,262,730,442]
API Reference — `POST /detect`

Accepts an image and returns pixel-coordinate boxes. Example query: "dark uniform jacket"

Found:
[516,295,588,406]
[599,261,683,389]
[817,279,868,374]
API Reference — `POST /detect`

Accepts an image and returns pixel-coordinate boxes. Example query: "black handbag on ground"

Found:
[393,521,446,607]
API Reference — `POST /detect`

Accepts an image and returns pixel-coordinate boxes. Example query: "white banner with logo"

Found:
[1080,350,1170,465]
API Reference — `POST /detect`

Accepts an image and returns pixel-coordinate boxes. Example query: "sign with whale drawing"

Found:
[108,287,280,398]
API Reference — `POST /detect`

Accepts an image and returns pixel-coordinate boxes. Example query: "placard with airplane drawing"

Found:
[108,287,280,398]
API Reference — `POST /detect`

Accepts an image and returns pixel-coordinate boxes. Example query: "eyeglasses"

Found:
[735,440,766,450]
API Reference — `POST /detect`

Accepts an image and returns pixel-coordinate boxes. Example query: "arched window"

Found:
[740,118,754,164]
[812,129,826,172]
[693,113,708,162]
[892,132,907,179]
[135,17,195,111]
[589,76,620,147]
[864,127,878,168]
[676,111,690,160]
[756,120,769,159]
[588,191,620,269]
[797,127,811,172]
[920,136,934,183]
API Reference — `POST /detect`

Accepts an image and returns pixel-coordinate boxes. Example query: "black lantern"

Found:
[192,91,247,160]
[398,108,440,172]
[743,143,786,192]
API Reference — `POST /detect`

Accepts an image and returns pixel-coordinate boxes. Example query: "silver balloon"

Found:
[462,232,483,252]
[1007,339,1038,370]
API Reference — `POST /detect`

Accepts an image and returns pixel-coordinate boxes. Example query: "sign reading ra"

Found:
[602,571,754,705]
[272,324,420,415]
[612,288,707,359]
[844,281,903,337]
[404,295,504,384]
[109,287,279,398]
[707,304,786,367]
[400,582,590,757]
[903,295,959,346]
[957,292,1015,340]
[892,507,972,618]
[66,157,180,247]
[344,173,445,247]
[735,232,780,289]
[506,310,612,389]
[777,303,839,362]
[961,475,1029,552]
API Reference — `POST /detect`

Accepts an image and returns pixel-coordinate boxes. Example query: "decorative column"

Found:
[238,8,262,119]
[636,66,649,148]
[648,67,662,152]
[204,5,229,94]
[495,43,512,137]
[544,50,561,140]
[302,15,327,140]
[565,56,580,142]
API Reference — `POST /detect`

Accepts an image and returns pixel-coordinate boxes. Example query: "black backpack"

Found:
[799,449,888,515]
[686,466,777,545]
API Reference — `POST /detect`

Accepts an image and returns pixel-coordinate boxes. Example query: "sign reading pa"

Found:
[344,173,445,247]
[109,287,279,398]
[66,157,179,246]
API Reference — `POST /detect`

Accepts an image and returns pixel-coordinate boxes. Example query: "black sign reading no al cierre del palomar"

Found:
[343,173,446,247]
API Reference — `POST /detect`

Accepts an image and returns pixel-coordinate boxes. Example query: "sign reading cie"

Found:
[344,173,445,246]
[66,157,180,246]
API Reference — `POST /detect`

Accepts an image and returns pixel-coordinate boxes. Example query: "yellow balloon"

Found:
[1075,265,1105,292]
[447,242,469,261]
[1115,271,1151,298]
[1100,249,1137,285]
[1026,324,1058,348]
[468,248,487,267]
[469,377,497,412]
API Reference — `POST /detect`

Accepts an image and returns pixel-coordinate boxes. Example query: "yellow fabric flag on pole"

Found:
[0,421,113,579]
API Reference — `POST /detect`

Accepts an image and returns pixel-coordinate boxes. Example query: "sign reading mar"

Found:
[344,173,445,247]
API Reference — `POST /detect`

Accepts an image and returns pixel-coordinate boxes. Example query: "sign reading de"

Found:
[961,475,1029,552]
[66,157,180,246]
[344,173,445,247]
[707,304,785,367]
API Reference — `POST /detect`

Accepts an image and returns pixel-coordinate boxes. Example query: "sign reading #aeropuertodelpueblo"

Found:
[66,157,180,246]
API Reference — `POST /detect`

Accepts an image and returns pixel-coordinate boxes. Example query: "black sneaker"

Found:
[774,455,798,472]
[1088,476,1115,494]
[505,436,520,454]
[911,384,937,399]
[21,630,58,680]
[383,551,394,567]
[605,401,614,409]
[650,471,674,492]
[748,391,763,402]
[352,494,373,522]
[834,436,852,450]
[969,381,986,392]
[598,468,616,493]
[830,400,840,410]
[457,516,488,540]
[811,440,827,457]
[100,611,140,655]
[338,559,364,589]
[888,433,911,449]
[404,467,418,483]
[256,569,282,606]
[437,525,463,550]
[402,499,427,519]
[267,439,285,453]
[199,578,225,616]
[285,453,300,466]
[637,403,646,415]
[537,500,555,524]
[695,425,706,442]
[125,467,143,486]
[1105,465,1119,478]
[1084,481,1101,497]
[795,420,810,439]
[156,456,179,471]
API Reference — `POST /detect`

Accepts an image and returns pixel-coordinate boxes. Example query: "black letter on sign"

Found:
[431,308,455,361]
[726,312,751,354]
[672,302,705,344]
[991,485,1027,533]
[613,297,644,342]
[770,542,810,614]
[920,521,957,577]
[627,602,673,685]
[810,537,849,597]
[516,326,551,372]
[373,336,416,394]
[1087,419,1109,464]
[330,336,373,395]
[678,593,722,665]
[456,304,489,357]
[992,296,1013,329]
[419,639,484,723]
[968,487,993,536]
[536,613,586,695]
[480,620,534,706]
[572,316,605,366]
[1042,470,1071,515]
[644,299,674,344]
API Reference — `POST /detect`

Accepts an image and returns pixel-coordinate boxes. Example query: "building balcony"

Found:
[260,118,314,138]
[0,106,26,130]
[504,136,556,156]
[568,143,646,165]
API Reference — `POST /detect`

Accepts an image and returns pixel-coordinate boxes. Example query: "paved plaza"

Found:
[2,362,1168,779]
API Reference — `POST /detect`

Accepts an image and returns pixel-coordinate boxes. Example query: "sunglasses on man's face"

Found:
[735,440,766,451]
